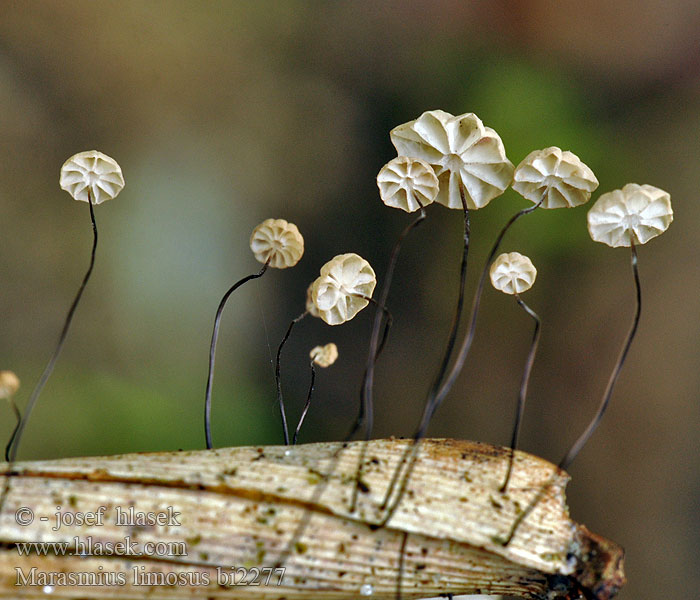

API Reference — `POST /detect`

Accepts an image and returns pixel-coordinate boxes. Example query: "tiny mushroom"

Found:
[559,183,672,472]
[8,152,125,463]
[376,156,439,213]
[310,343,339,368]
[205,218,305,450]
[489,252,541,493]
[489,252,537,295]
[60,150,125,204]
[513,147,598,209]
[311,253,377,326]
[587,183,673,247]
[250,218,305,268]
[292,343,340,446]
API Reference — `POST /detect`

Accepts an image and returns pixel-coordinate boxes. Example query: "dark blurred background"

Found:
[0,2,698,598]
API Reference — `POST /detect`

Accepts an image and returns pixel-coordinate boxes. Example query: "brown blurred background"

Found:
[0,2,698,598]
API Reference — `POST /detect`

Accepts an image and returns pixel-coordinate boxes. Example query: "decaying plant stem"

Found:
[0,438,624,600]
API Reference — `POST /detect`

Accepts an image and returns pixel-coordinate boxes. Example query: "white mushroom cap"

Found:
[310,253,377,326]
[310,343,339,368]
[249,218,304,269]
[376,156,438,213]
[390,110,514,210]
[512,147,598,209]
[587,184,673,247]
[0,370,20,399]
[59,151,125,204]
[490,252,537,295]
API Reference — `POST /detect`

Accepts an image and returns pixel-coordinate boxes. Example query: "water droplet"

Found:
[360,583,374,596]
[43,586,54,594]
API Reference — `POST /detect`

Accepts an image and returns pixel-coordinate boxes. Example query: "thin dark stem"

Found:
[504,241,642,547]
[421,185,470,432]
[277,311,309,446]
[347,295,393,512]
[353,205,426,444]
[292,360,316,445]
[376,185,470,517]
[3,400,21,463]
[6,192,98,463]
[204,260,269,450]
[379,191,545,522]
[500,294,541,493]
[426,193,546,428]
[559,240,641,471]
[345,296,394,442]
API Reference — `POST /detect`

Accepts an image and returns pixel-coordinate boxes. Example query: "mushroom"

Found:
[430,148,597,429]
[489,253,541,492]
[292,343,339,445]
[310,253,378,325]
[204,218,304,450]
[275,254,379,446]
[389,110,514,436]
[354,157,438,443]
[559,183,672,470]
[6,152,124,463]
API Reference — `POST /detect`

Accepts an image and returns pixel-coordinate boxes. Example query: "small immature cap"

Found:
[249,218,304,269]
[490,252,537,295]
[587,183,673,247]
[376,156,438,213]
[309,343,339,368]
[311,253,377,325]
[512,147,598,209]
[0,370,20,399]
[60,151,125,204]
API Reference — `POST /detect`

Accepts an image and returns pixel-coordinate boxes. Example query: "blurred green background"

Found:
[0,2,698,599]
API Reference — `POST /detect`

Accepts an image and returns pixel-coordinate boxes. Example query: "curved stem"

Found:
[504,241,642,547]
[500,294,541,493]
[3,400,21,463]
[346,295,392,512]
[421,185,470,433]
[426,193,545,430]
[559,240,641,471]
[379,191,545,522]
[292,360,316,445]
[276,311,308,446]
[204,260,269,450]
[6,193,98,463]
[352,206,426,444]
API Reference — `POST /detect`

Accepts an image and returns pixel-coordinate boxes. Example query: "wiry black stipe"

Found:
[3,400,21,463]
[204,260,269,450]
[500,294,541,493]
[275,311,308,446]
[292,359,316,445]
[347,205,426,442]
[559,239,641,471]
[504,239,642,546]
[346,295,393,513]
[379,190,546,523]
[6,192,99,463]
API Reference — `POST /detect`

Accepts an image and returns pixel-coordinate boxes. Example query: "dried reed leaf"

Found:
[0,438,624,600]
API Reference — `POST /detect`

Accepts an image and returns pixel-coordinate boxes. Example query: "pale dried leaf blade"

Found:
[0,438,624,599]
